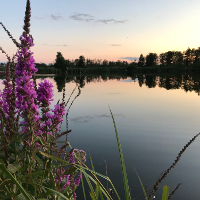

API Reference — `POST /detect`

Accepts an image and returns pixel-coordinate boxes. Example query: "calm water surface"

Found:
[1,75,200,200]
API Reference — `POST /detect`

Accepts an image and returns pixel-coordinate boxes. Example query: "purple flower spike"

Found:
[51,102,66,128]
[15,33,39,129]
[69,152,75,164]
[37,79,54,107]
[74,174,81,186]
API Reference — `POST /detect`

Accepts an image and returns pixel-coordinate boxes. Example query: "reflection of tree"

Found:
[75,76,86,88]
[137,75,144,87]
[54,74,66,92]
[101,75,108,82]
[193,81,200,95]
[182,75,194,92]
[50,72,200,96]
[159,76,182,90]
[145,75,157,88]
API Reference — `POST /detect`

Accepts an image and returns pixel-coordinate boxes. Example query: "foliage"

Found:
[138,54,145,67]
[54,52,67,71]
[146,53,158,66]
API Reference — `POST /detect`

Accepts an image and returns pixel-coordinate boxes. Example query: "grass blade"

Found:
[109,107,131,200]
[89,153,103,200]
[162,186,169,200]
[82,171,97,200]
[133,168,148,200]
[81,172,87,200]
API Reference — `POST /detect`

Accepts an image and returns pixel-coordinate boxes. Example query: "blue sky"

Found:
[0,0,200,63]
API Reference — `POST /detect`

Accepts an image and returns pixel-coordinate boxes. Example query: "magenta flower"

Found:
[74,174,81,186]
[55,168,67,186]
[61,175,70,191]
[51,102,66,129]
[37,79,54,107]
[68,152,75,164]
[15,33,39,129]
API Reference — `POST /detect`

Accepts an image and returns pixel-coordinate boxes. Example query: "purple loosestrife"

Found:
[37,79,65,137]
[68,152,75,164]
[60,151,86,199]
[50,102,66,135]
[74,174,81,186]
[15,33,39,134]
[55,168,68,186]
[37,79,54,107]
[37,79,54,137]
[61,173,81,200]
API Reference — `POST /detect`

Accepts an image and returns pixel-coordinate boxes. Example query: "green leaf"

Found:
[109,107,131,200]
[34,155,43,166]
[7,164,19,174]
[162,185,169,200]
[37,199,49,200]
[14,193,26,200]
[28,184,37,197]
[0,163,34,200]
[35,184,70,200]
[0,193,10,199]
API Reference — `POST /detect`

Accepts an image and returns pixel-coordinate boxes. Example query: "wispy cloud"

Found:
[70,13,127,24]
[110,44,121,46]
[120,57,139,61]
[71,116,93,123]
[95,114,111,118]
[95,113,124,118]
[51,14,62,20]
[70,14,95,22]
[71,113,124,123]
[42,43,67,46]
[96,19,127,24]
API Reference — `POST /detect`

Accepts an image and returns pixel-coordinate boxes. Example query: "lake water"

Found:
[1,74,200,200]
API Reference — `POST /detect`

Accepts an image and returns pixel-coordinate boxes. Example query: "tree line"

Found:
[138,47,200,67]
[34,46,200,71]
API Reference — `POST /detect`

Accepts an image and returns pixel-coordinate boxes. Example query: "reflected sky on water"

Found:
[1,75,200,200]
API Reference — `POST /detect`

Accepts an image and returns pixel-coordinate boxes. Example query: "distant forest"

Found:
[1,46,199,70]
[33,46,200,71]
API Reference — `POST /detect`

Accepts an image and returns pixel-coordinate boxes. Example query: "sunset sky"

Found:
[0,0,200,64]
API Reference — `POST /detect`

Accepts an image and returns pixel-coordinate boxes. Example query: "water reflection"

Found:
[51,73,200,96]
